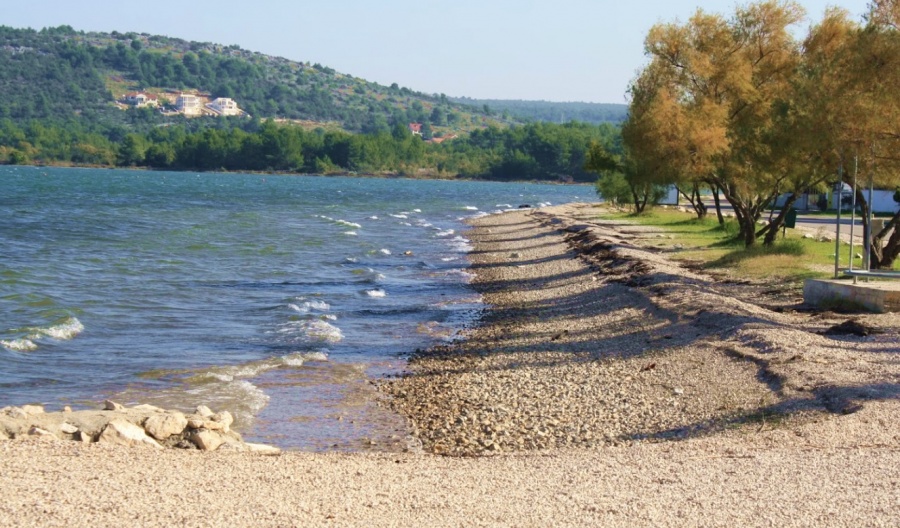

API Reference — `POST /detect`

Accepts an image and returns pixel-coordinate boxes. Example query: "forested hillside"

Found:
[450,98,628,124]
[0,25,509,133]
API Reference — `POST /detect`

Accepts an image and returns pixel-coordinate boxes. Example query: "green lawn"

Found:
[597,208,849,283]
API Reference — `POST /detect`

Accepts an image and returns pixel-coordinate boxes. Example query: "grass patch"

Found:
[598,207,841,282]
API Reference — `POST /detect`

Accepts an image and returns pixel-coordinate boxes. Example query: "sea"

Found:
[1,166,591,450]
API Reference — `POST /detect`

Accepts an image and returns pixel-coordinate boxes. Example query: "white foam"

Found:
[378,248,391,255]
[344,231,358,236]
[390,214,408,219]
[463,206,478,211]
[336,219,362,229]
[1,338,38,352]
[435,229,455,237]
[369,216,379,220]
[496,204,513,208]
[365,288,387,298]
[290,299,330,313]
[413,209,422,213]
[39,317,84,340]
[302,320,344,342]
[282,350,330,367]
[450,236,474,252]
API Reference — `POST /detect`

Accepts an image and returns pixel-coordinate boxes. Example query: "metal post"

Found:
[849,156,857,277]
[834,164,843,279]
[865,147,875,276]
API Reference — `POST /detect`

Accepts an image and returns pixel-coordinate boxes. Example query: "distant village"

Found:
[116,91,247,118]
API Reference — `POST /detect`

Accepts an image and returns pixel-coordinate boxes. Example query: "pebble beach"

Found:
[2,203,899,527]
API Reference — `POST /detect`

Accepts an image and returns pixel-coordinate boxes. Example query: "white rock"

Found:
[98,419,162,449]
[211,411,234,433]
[673,387,685,396]
[190,429,225,451]
[103,400,126,411]
[187,417,206,429]
[63,406,72,413]
[143,412,188,441]
[132,404,164,413]
[195,405,214,417]
[2,407,28,420]
[28,426,55,437]
[60,422,79,434]
[21,405,44,415]
[77,430,93,443]
[244,443,282,456]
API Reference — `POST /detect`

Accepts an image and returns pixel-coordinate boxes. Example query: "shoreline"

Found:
[1,203,898,526]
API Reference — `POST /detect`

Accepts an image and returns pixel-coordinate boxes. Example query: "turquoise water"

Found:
[0,166,591,449]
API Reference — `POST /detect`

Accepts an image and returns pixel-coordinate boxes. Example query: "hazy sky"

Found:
[4,1,873,103]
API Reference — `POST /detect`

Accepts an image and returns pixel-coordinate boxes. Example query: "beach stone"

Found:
[21,405,45,415]
[186,417,206,429]
[190,429,225,451]
[77,430,93,443]
[196,405,214,417]
[144,412,188,441]
[211,412,233,433]
[132,404,164,413]
[28,426,55,438]
[244,443,282,456]
[103,400,126,411]
[98,419,162,449]
[60,422,78,435]
[2,407,28,420]
[63,406,72,413]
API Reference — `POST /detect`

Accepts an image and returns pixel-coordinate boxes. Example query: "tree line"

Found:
[0,116,621,183]
[589,0,900,268]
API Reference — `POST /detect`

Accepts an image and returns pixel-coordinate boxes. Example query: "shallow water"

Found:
[0,166,590,449]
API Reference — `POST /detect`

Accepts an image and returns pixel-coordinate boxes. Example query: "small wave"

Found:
[38,317,84,340]
[344,231,358,236]
[302,320,344,342]
[463,206,479,211]
[281,350,329,367]
[389,214,408,219]
[336,219,362,229]
[1,338,38,352]
[450,236,474,252]
[496,203,513,208]
[413,208,422,213]
[369,216,379,220]
[345,257,358,263]
[289,299,331,314]
[378,249,391,256]
[365,289,387,298]
[435,229,455,237]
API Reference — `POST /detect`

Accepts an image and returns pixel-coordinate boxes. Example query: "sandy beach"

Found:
[2,204,899,527]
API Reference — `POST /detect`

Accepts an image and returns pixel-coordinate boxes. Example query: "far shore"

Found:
[1,162,595,185]
[1,203,897,527]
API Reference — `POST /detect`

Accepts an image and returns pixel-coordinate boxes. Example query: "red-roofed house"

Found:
[408,123,422,136]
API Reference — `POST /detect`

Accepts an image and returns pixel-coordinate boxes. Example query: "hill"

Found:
[0,25,515,134]
[449,98,628,124]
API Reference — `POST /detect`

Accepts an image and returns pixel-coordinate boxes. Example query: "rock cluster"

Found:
[0,401,280,455]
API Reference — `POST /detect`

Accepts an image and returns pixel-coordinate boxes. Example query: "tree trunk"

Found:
[870,208,900,269]
[711,185,725,225]
[761,193,798,246]
[676,184,708,219]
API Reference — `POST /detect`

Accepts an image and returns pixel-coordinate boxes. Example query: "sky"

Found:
[3,1,874,104]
